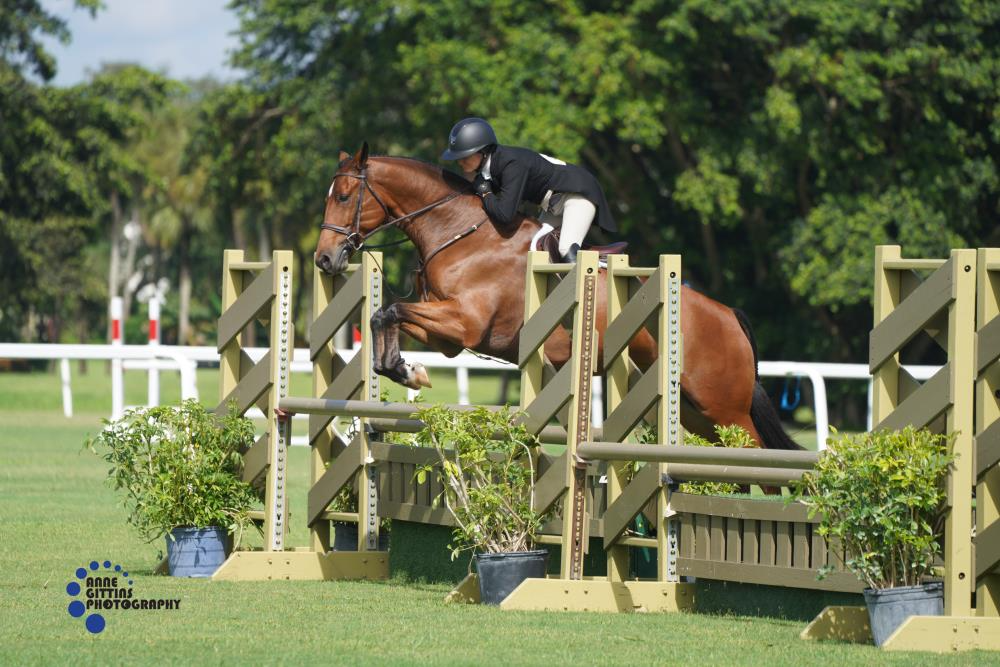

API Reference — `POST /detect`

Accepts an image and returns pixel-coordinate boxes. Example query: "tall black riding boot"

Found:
[561,243,580,263]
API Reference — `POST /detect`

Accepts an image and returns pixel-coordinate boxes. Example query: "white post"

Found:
[807,371,829,450]
[147,299,160,407]
[110,296,124,420]
[179,358,198,401]
[866,377,873,432]
[456,367,470,405]
[60,358,73,418]
[591,375,604,428]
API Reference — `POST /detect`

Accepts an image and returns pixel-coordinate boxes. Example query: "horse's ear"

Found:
[354,142,369,168]
[338,150,350,162]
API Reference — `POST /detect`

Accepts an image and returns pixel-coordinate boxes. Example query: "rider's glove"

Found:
[472,174,493,197]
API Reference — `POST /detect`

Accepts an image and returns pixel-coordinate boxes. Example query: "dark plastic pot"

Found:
[475,550,549,605]
[332,521,389,552]
[863,582,943,646]
[166,526,228,577]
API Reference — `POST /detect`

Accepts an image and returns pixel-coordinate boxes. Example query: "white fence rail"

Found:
[0,342,938,449]
[0,344,199,418]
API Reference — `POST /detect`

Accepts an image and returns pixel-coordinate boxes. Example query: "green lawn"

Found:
[1,367,991,665]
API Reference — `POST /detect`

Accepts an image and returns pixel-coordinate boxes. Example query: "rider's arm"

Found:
[481,159,528,226]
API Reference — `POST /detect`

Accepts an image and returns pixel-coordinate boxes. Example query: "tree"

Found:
[0,2,172,342]
[212,1,999,427]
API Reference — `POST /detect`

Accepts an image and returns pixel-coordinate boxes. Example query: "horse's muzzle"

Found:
[315,246,349,275]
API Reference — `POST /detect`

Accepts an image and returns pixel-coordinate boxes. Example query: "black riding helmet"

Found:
[440,117,497,160]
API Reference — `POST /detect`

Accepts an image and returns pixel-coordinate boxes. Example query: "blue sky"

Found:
[42,0,240,86]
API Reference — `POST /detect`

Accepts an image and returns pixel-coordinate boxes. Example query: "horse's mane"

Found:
[340,154,471,193]
[379,155,472,192]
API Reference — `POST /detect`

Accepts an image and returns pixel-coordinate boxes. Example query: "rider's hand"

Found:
[472,174,493,197]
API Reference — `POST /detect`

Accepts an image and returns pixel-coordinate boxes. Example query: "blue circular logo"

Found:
[66,560,131,634]
[85,615,106,634]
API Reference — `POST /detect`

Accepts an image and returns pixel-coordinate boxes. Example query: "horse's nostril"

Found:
[316,252,331,271]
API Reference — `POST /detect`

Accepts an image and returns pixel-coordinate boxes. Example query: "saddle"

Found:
[535,229,628,263]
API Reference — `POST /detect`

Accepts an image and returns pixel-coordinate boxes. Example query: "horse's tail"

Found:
[732,309,759,382]
[733,308,805,451]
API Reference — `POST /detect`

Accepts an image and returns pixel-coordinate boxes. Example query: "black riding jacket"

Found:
[479,145,617,232]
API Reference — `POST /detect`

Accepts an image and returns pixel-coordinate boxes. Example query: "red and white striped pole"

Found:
[110,296,124,419]
[147,299,161,407]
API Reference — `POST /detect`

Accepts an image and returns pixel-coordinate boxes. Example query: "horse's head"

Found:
[315,142,392,275]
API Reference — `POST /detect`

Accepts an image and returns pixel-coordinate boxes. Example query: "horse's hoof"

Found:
[410,363,432,389]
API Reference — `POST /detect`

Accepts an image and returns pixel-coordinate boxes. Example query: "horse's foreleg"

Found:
[370,304,426,388]
[371,299,485,390]
[370,307,390,376]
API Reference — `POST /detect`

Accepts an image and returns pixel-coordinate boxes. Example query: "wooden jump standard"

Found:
[800,247,1000,652]
[211,250,389,581]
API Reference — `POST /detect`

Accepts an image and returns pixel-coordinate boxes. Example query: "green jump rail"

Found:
[577,441,819,487]
[279,396,604,443]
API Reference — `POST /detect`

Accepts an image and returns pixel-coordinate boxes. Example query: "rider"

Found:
[440,117,617,262]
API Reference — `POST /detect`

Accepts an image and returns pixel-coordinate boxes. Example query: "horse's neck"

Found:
[376,158,542,263]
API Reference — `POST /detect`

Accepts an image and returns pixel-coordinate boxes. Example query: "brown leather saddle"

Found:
[535,229,628,263]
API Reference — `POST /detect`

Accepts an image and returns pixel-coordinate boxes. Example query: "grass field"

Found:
[1,366,994,665]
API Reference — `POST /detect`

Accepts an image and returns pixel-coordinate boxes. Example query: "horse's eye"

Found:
[337,194,350,203]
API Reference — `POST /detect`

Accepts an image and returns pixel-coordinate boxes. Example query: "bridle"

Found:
[319,167,463,252]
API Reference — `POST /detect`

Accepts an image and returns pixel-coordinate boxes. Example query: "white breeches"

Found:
[539,194,597,256]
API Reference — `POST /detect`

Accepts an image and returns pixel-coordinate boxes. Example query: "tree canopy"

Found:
[214,0,999,364]
[3,1,999,398]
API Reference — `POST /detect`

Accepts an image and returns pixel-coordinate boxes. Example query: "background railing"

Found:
[0,341,938,448]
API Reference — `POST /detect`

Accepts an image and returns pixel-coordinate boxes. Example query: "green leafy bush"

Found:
[790,427,955,589]
[678,425,756,495]
[413,405,549,559]
[638,423,755,495]
[87,400,259,544]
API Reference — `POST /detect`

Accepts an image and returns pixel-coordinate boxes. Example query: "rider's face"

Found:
[457,153,484,173]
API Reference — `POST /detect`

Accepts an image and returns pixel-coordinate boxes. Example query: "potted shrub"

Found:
[87,400,259,577]
[791,426,955,646]
[328,486,390,552]
[413,404,550,605]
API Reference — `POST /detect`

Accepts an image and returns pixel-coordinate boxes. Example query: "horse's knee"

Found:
[372,304,402,330]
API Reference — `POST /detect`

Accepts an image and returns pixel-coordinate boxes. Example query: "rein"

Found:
[319,168,463,252]
[319,167,488,298]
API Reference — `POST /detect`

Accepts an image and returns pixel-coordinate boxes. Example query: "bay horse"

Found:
[314,143,801,451]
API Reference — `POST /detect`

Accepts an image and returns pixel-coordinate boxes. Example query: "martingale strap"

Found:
[416,217,489,301]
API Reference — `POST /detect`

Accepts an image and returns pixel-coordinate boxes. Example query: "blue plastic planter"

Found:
[166,526,228,577]
[332,521,390,552]
[863,582,943,646]
[475,550,549,605]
